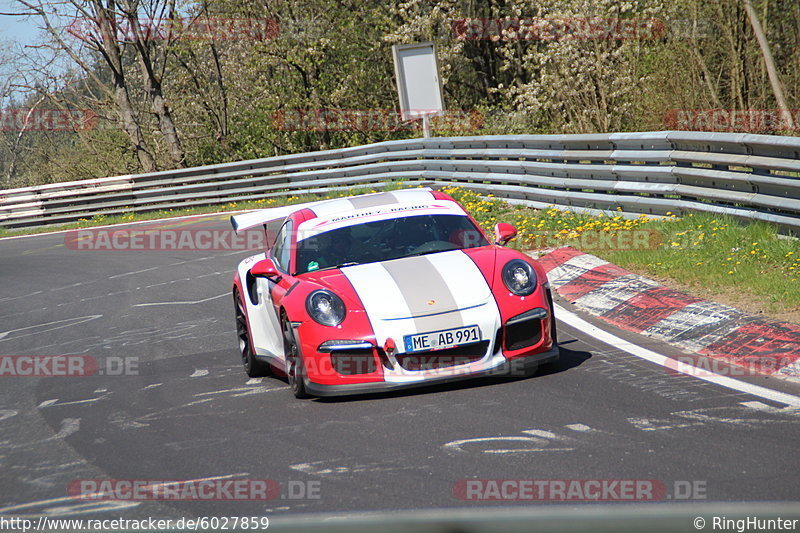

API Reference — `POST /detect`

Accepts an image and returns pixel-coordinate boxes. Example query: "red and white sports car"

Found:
[230,188,558,398]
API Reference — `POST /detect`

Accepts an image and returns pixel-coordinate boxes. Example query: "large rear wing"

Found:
[230,200,326,232]
[229,188,434,233]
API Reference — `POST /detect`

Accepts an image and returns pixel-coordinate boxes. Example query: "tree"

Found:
[743,0,793,129]
[14,0,159,172]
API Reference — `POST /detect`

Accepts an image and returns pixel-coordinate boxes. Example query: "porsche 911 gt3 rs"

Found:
[230,188,558,398]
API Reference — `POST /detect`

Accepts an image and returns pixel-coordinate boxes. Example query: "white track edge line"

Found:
[554,304,800,407]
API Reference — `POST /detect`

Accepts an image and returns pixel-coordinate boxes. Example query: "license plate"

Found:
[403,325,481,353]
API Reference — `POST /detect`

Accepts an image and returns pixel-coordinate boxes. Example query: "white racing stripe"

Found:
[343,251,491,322]
[343,251,501,379]
[555,304,800,407]
[342,261,413,364]
[343,262,413,321]
[425,250,492,309]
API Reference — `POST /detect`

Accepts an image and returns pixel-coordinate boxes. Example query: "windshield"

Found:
[295,214,489,274]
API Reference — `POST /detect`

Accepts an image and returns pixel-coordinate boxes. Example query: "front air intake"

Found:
[396,341,490,371]
[504,308,547,351]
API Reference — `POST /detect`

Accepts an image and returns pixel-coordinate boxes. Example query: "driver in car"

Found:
[394,215,435,253]
[308,229,354,271]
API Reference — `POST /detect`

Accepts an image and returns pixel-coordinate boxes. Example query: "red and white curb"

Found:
[534,247,800,381]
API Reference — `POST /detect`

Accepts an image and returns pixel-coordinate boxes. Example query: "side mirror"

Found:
[251,258,282,281]
[494,223,517,246]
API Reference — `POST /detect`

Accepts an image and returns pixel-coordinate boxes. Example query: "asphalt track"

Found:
[0,213,799,523]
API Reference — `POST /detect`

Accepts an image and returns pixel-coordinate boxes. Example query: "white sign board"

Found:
[392,42,444,122]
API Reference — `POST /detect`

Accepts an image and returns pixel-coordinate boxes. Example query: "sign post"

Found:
[391,42,444,138]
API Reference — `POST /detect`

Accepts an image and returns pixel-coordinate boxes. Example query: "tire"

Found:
[234,288,271,377]
[282,312,309,399]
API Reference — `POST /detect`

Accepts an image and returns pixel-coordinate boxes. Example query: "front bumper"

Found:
[304,344,560,397]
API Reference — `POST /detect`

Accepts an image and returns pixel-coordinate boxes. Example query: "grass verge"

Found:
[441,186,800,320]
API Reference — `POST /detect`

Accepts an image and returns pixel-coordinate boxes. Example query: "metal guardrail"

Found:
[1,131,800,233]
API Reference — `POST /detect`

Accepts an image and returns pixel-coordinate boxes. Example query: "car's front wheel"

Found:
[234,288,271,377]
[282,312,309,398]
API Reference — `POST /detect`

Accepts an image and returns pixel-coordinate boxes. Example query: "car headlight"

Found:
[502,259,537,296]
[306,290,346,326]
